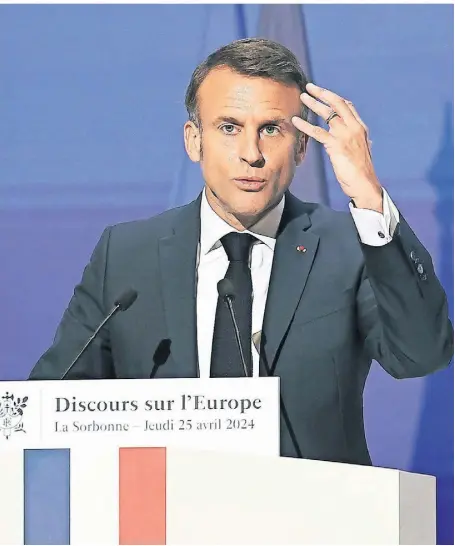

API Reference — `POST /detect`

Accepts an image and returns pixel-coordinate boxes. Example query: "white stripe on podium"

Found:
[70,447,119,544]
[0,450,24,545]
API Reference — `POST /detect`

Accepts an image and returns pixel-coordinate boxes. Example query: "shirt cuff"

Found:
[349,188,400,246]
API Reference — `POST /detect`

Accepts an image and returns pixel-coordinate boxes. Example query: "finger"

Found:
[301,93,345,128]
[291,116,335,145]
[306,83,357,126]
[344,100,368,132]
[344,100,372,157]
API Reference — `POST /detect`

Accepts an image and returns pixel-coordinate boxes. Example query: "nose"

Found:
[238,130,265,168]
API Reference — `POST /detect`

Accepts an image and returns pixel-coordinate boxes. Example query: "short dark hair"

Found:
[185,38,310,126]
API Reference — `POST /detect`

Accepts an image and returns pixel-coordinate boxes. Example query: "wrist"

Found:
[352,188,383,213]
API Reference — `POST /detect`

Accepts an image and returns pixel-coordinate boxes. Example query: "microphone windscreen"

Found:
[217,278,236,300]
[115,289,138,311]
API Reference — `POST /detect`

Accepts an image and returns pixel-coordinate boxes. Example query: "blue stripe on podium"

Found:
[24,449,70,545]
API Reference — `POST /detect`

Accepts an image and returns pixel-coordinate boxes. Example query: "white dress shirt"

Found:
[196,189,400,379]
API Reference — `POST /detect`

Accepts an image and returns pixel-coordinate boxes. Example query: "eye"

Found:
[220,124,239,135]
[262,125,280,136]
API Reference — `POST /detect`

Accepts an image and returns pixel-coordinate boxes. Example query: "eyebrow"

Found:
[213,115,288,126]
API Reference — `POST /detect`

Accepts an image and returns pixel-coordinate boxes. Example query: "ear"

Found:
[294,133,308,166]
[184,120,202,162]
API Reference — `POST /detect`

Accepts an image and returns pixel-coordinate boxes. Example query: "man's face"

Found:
[184,67,306,227]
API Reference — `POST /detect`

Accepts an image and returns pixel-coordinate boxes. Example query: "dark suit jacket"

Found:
[29,192,453,465]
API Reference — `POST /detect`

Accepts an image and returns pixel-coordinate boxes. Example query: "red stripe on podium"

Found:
[119,447,166,545]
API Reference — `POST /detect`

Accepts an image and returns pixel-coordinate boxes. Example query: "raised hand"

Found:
[292,82,383,212]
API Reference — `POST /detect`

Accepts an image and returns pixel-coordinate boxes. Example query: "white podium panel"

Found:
[166,448,435,545]
[0,379,435,545]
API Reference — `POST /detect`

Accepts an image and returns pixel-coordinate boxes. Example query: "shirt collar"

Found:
[200,188,285,255]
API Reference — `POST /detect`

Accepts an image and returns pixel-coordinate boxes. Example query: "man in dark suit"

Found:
[29,38,453,465]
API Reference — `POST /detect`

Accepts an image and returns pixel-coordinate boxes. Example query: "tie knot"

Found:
[221,232,255,263]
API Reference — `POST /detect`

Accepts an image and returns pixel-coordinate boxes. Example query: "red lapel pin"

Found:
[296,245,307,253]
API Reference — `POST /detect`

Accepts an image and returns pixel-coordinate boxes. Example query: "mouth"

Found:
[234,178,266,191]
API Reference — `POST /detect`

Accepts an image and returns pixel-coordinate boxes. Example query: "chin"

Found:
[229,192,271,218]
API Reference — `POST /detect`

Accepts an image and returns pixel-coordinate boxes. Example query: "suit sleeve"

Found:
[356,215,453,379]
[28,228,115,380]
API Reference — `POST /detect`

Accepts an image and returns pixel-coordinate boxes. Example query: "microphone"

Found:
[219,280,302,458]
[217,279,249,377]
[252,330,303,459]
[60,288,138,379]
[115,289,138,311]
[149,339,171,379]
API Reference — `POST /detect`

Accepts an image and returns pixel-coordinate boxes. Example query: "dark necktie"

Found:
[210,232,256,377]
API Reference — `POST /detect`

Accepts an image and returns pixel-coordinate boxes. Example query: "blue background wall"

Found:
[0,5,453,542]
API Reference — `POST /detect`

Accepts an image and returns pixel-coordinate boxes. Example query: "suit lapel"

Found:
[159,196,201,377]
[261,194,320,374]
[157,191,319,378]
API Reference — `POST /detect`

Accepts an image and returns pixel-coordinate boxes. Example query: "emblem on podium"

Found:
[0,393,28,440]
